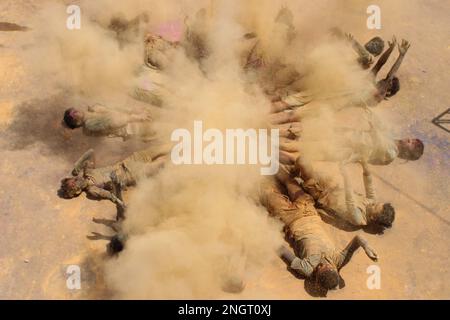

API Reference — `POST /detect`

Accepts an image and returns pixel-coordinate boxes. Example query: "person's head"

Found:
[63,108,85,129]
[396,138,425,161]
[386,76,400,97]
[315,260,339,290]
[367,203,396,229]
[376,77,401,100]
[60,176,86,199]
[365,37,385,56]
[107,234,125,255]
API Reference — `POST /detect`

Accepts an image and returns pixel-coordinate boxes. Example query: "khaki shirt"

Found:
[342,128,399,166]
[291,251,346,278]
[83,112,124,137]
[303,178,373,226]
[261,182,342,277]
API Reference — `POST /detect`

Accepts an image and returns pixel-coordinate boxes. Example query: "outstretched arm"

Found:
[280,91,314,108]
[331,29,372,68]
[385,39,410,82]
[340,163,370,226]
[87,232,114,241]
[86,186,126,210]
[72,149,95,176]
[277,246,313,278]
[270,100,291,113]
[346,33,373,68]
[110,172,126,221]
[371,37,397,77]
[128,113,152,123]
[268,110,301,125]
[88,104,109,113]
[89,104,151,119]
[339,163,358,216]
[109,111,151,130]
[338,235,378,270]
[361,161,376,201]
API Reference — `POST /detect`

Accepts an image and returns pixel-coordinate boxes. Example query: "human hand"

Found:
[364,245,379,262]
[398,39,411,55]
[388,36,397,50]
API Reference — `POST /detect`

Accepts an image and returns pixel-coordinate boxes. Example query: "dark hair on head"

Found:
[376,203,396,228]
[365,37,385,56]
[398,139,425,160]
[386,77,400,97]
[409,139,425,160]
[60,177,77,198]
[317,265,339,290]
[108,235,125,255]
[61,177,75,189]
[63,108,83,129]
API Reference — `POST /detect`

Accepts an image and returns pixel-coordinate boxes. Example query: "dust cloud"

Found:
[20,0,398,299]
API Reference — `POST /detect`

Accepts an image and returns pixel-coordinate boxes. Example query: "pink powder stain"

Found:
[155,20,184,42]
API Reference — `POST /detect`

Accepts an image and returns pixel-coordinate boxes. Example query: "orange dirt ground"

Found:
[0,0,449,299]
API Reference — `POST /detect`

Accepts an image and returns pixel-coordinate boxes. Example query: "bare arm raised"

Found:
[371,37,397,77]
[338,235,378,270]
[385,39,411,82]
[72,149,95,176]
[361,161,376,201]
